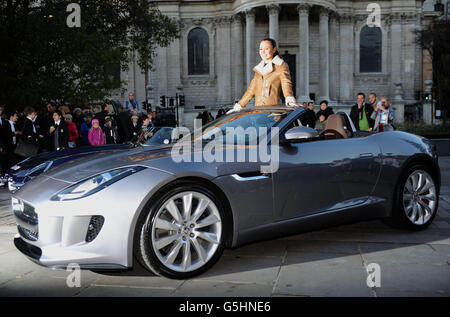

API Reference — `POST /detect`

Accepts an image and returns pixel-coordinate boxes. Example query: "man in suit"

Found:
[350,92,375,131]
[3,110,21,171]
[48,110,69,151]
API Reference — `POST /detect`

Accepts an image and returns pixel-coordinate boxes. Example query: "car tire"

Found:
[385,164,439,231]
[134,182,227,279]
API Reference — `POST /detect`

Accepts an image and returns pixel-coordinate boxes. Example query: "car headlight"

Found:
[12,197,24,212]
[51,166,146,201]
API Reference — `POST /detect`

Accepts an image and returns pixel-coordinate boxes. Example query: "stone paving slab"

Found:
[195,254,283,285]
[76,285,175,297]
[173,280,274,297]
[273,252,373,297]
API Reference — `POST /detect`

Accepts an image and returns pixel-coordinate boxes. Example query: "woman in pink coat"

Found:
[88,119,105,146]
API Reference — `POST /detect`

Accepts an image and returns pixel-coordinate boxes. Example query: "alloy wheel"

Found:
[150,191,222,272]
[402,170,437,225]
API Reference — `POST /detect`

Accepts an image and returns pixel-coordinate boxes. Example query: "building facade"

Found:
[112,0,442,125]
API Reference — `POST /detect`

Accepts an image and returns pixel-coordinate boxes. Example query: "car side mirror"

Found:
[281,127,319,144]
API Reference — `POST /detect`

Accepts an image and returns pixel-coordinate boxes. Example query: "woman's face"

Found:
[259,41,277,62]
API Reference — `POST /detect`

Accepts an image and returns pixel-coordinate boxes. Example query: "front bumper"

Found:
[12,168,175,270]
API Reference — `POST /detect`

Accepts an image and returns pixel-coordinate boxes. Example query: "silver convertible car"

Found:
[12,106,440,279]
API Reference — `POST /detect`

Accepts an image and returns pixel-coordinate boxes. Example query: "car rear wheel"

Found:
[387,164,439,230]
[134,183,226,279]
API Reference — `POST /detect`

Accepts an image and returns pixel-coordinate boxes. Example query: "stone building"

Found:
[111,0,444,126]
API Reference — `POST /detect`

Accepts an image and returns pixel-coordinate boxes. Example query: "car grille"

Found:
[85,216,105,242]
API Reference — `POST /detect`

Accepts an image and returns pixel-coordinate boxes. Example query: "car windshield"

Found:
[196,108,291,145]
[132,126,173,146]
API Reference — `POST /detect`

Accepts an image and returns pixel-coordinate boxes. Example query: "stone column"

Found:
[329,12,339,101]
[391,13,403,102]
[216,16,232,105]
[339,13,354,103]
[403,12,417,103]
[267,4,280,44]
[318,7,330,102]
[297,3,311,103]
[245,8,256,87]
[231,14,244,101]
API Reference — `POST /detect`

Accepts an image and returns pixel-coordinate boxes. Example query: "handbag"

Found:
[14,121,39,157]
[14,139,39,157]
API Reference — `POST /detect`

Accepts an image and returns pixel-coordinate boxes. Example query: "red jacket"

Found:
[67,121,79,143]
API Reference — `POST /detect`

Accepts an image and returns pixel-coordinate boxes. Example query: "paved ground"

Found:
[0,159,449,297]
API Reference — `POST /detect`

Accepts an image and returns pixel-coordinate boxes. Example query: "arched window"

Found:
[360,26,382,73]
[188,27,209,75]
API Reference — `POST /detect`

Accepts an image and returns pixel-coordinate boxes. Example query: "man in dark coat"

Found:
[301,102,317,128]
[350,92,375,131]
[94,103,110,128]
[3,110,21,170]
[117,108,132,143]
[48,110,69,151]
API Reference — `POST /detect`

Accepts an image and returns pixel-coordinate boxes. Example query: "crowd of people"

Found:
[0,93,162,179]
[299,92,395,132]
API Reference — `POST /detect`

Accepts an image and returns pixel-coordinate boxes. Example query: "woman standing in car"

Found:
[229,38,299,113]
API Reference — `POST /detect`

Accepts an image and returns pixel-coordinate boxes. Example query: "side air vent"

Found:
[85,216,105,243]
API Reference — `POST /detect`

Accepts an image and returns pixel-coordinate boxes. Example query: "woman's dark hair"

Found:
[320,100,329,106]
[52,110,63,118]
[262,38,279,57]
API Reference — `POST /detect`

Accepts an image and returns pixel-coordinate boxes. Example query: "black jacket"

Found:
[49,120,69,151]
[103,125,118,144]
[316,107,334,121]
[2,120,16,152]
[350,103,375,131]
[301,109,317,128]
[21,118,39,146]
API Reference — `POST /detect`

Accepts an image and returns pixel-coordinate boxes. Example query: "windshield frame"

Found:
[195,106,299,145]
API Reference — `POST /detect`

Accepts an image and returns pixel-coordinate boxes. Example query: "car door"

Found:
[272,116,382,222]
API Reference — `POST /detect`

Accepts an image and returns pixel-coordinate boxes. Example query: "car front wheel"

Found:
[135,183,226,279]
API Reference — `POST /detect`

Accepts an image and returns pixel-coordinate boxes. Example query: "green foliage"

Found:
[396,121,450,138]
[0,0,179,109]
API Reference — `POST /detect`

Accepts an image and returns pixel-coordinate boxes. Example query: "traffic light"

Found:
[424,93,431,101]
[179,95,185,107]
[160,95,166,107]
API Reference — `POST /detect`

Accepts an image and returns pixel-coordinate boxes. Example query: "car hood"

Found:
[16,143,132,169]
[43,144,173,183]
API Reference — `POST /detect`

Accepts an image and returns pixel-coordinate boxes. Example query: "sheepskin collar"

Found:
[253,55,284,76]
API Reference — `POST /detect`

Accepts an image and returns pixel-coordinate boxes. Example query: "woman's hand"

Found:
[287,102,302,108]
[226,103,242,114]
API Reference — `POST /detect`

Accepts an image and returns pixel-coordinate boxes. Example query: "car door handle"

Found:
[359,153,373,158]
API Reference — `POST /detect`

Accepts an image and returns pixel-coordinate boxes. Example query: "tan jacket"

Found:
[238,55,296,107]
